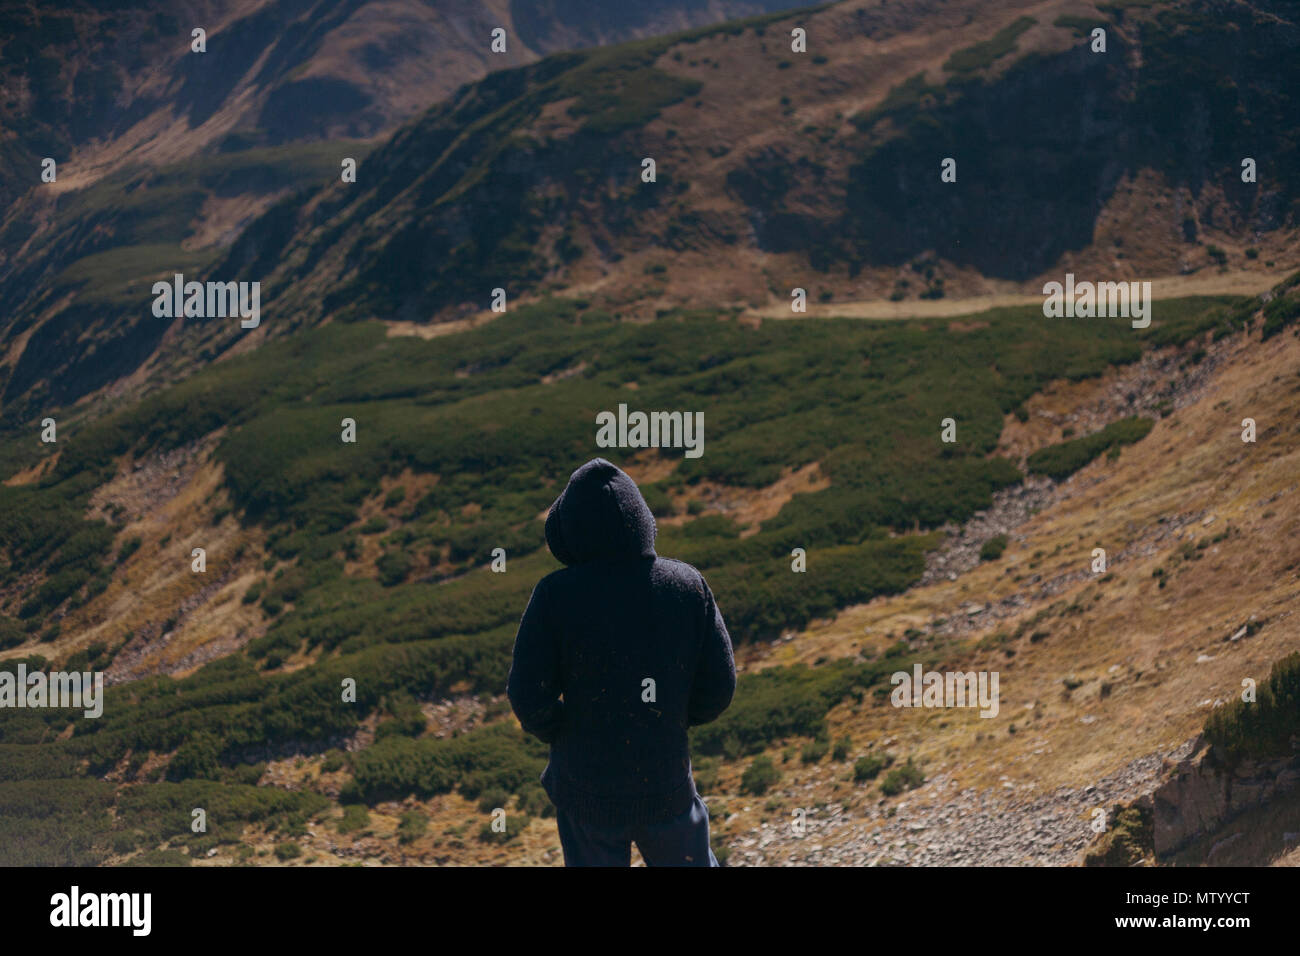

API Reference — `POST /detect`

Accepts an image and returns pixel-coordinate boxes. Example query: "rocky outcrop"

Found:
[1144,736,1300,859]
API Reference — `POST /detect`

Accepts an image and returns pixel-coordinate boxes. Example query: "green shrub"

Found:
[800,736,830,764]
[219,762,266,786]
[980,534,1009,561]
[1026,417,1154,480]
[476,787,511,814]
[376,550,413,587]
[321,750,346,773]
[397,810,428,844]
[337,804,370,835]
[1261,292,1300,341]
[0,616,26,651]
[853,753,890,782]
[879,758,925,796]
[944,16,1036,72]
[167,732,223,781]
[1205,652,1300,763]
[0,227,1253,862]
[516,785,555,818]
[478,813,530,843]
[374,692,427,740]
[740,756,780,795]
[1084,806,1153,866]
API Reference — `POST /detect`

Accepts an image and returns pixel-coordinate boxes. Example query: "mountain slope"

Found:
[8,0,1297,425]
[1,268,1295,865]
[0,0,808,197]
[1,0,1298,869]
[0,0,813,423]
[224,0,1300,326]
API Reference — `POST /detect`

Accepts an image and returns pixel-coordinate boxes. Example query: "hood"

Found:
[544,458,657,566]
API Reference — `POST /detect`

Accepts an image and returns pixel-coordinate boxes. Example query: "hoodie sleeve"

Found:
[507,578,565,743]
[687,576,736,727]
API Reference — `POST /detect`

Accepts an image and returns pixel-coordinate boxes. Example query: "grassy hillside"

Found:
[1,0,1298,868]
[2,274,1286,863]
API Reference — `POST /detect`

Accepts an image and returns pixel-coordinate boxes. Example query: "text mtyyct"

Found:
[890,664,999,718]
[0,664,103,718]
[50,886,151,936]
[596,403,704,458]
[152,273,260,328]
[1042,273,1152,329]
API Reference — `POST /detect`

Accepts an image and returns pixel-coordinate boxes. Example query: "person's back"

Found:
[507,458,736,866]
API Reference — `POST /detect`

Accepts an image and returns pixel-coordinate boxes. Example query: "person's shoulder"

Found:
[536,566,575,589]
[653,556,709,593]
[529,567,574,599]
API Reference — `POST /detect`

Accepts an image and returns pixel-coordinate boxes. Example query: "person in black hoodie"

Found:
[507,457,736,866]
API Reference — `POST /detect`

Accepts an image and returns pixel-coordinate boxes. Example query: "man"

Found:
[507,457,736,866]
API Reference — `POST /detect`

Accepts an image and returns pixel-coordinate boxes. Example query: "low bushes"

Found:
[347,722,547,804]
[1026,416,1154,480]
[1205,652,1300,764]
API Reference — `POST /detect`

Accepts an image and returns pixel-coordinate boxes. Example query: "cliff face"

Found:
[1146,740,1300,862]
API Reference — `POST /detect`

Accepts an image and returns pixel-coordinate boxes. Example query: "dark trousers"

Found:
[556,794,719,867]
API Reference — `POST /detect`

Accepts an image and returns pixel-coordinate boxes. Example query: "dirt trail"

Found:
[752,270,1289,320]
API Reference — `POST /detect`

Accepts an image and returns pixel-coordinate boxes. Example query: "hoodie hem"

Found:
[542,766,698,828]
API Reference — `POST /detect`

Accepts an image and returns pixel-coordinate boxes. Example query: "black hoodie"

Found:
[507,458,736,827]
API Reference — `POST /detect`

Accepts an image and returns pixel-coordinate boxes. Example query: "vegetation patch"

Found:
[1026,416,1155,480]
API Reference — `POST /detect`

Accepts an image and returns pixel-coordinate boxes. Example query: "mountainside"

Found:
[2,269,1296,865]
[1,0,806,189]
[0,0,810,422]
[0,0,1298,868]
[5,0,1299,425]
[252,0,1297,328]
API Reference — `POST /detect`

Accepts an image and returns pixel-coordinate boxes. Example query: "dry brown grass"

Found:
[749,322,1300,800]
